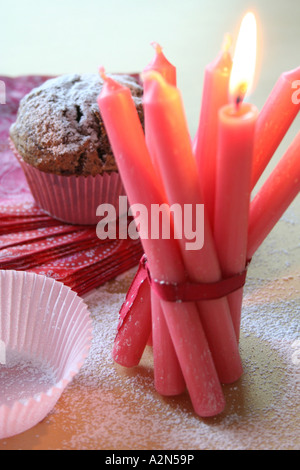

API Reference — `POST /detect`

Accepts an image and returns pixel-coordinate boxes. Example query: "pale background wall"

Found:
[1,0,299,185]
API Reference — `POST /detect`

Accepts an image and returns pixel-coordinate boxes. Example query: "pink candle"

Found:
[97,71,226,417]
[214,103,258,338]
[193,36,232,228]
[151,290,186,396]
[214,12,259,339]
[143,71,243,384]
[251,66,300,188]
[143,46,180,390]
[248,130,300,258]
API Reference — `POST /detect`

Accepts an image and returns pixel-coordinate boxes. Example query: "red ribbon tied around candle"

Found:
[118,254,251,331]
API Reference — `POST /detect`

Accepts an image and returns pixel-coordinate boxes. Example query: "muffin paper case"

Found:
[10,141,126,226]
[0,270,92,439]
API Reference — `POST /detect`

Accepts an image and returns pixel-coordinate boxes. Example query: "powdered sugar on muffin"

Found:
[10,73,144,177]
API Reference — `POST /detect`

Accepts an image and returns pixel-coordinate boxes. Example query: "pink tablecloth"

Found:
[0,76,51,204]
[0,75,142,296]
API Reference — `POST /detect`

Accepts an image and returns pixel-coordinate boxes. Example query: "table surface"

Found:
[0,0,299,450]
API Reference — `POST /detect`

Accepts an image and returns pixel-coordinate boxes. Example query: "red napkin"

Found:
[0,75,142,294]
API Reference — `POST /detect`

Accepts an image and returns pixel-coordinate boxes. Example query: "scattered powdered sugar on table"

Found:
[0,350,56,406]
[7,201,295,450]
[47,248,299,450]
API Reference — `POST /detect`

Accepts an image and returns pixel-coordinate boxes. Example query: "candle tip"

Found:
[98,66,108,81]
[150,41,163,54]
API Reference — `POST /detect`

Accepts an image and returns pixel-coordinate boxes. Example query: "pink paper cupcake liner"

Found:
[0,270,92,439]
[10,140,126,226]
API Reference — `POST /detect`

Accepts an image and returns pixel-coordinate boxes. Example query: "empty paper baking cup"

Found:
[11,142,126,225]
[0,270,92,439]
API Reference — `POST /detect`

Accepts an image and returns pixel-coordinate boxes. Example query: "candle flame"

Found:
[229,12,257,106]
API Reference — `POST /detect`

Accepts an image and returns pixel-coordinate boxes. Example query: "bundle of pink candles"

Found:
[97,12,300,417]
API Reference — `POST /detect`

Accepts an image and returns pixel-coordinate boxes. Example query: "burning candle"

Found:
[248,130,300,258]
[97,71,226,417]
[214,12,259,339]
[142,70,243,384]
[251,66,300,189]
[193,35,233,228]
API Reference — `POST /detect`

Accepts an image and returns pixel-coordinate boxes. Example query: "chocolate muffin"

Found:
[9,73,144,225]
[10,73,144,177]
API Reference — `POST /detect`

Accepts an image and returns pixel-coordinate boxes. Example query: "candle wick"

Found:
[235,95,243,109]
[234,82,248,109]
